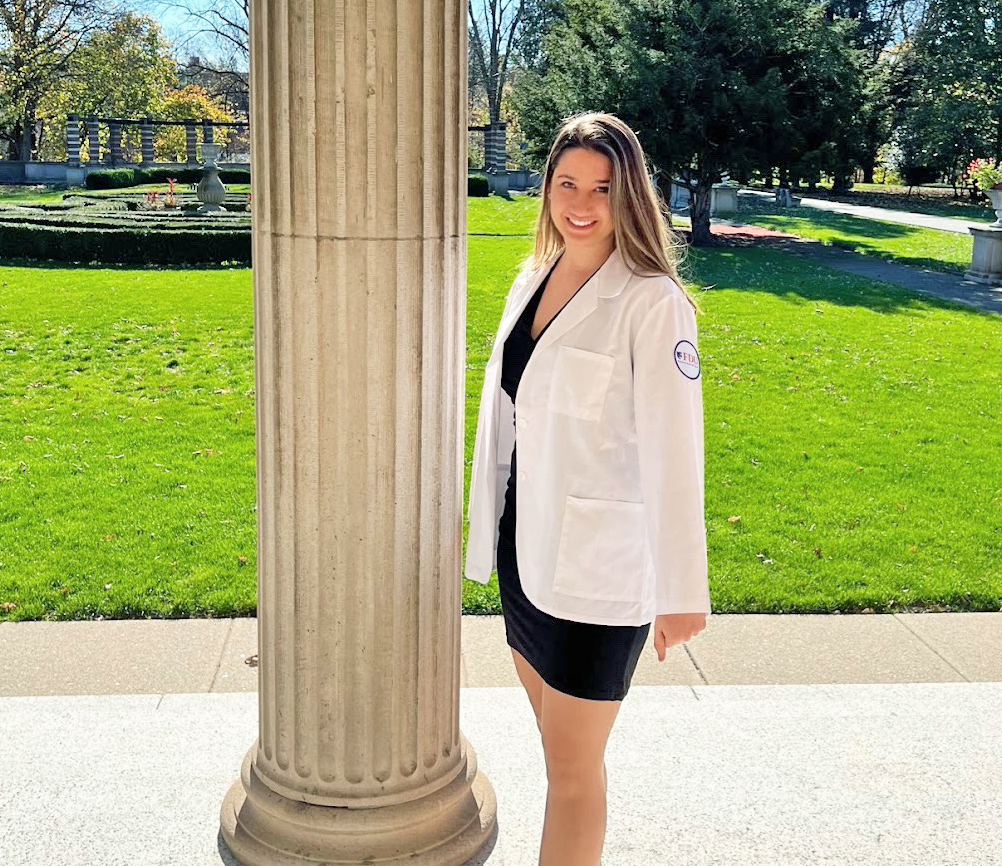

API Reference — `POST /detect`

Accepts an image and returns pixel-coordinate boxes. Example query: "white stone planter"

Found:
[196,142,228,213]
[985,188,1002,228]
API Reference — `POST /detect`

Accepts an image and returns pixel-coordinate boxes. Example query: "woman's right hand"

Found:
[653,612,707,661]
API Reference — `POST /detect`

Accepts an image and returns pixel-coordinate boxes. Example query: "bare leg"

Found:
[537,682,622,866]
[510,646,544,732]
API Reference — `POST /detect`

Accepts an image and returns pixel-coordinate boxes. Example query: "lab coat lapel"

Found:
[491,262,553,359]
[531,244,634,357]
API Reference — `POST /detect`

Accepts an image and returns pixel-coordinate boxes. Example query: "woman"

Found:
[465,111,712,865]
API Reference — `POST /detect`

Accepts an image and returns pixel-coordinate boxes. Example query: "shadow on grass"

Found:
[735,205,974,272]
[683,236,992,319]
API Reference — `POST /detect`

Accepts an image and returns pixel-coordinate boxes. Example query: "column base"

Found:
[220,734,497,866]
[963,269,1002,286]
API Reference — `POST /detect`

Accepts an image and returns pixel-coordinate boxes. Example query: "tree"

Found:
[469,0,530,127]
[0,0,112,160]
[155,84,234,161]
[35,12,178,161]
[514,0,868,244]
[888,0,1002,188]
[818,1,924,184]
[151,0,248,110]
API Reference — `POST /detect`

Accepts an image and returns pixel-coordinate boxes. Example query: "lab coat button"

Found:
[518,471,526,481]
[518,418,527,428]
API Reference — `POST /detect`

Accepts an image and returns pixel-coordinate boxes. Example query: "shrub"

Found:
[85,169,137,189]
[0,207,251,265]
[468,174,490,197]
[83,167,252,190]
[0,221,251,265]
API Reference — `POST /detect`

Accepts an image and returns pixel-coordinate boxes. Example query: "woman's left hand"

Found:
[653,612,707,661]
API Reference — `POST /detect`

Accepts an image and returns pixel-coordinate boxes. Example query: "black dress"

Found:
[496,262,651,702]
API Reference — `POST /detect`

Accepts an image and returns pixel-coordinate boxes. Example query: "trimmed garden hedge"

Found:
[0,221,250,265]
[468,174,490,197]
[85,167,252,189]
[0,201,251,264]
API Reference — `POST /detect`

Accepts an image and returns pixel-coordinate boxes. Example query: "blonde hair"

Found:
[522,111,700,313]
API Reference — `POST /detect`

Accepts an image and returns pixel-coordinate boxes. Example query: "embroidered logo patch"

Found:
[674,340,700,379]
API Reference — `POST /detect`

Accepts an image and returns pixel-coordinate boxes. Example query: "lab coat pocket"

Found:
[548,346,615,422]
[552,495,647,602]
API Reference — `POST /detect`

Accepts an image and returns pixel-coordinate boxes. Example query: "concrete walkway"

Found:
[1,613,1000,865]
[739,187,989,234]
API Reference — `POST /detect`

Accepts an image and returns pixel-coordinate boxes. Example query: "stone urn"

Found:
[986,183,1002,228]
[196,142,227,213]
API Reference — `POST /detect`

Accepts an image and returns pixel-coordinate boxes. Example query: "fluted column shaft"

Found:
[220,1,495,864]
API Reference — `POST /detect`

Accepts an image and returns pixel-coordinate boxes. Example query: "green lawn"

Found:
[727,203,975,274]
[1,194,999,621]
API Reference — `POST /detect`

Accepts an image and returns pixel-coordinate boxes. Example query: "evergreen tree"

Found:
[514,0,867,244]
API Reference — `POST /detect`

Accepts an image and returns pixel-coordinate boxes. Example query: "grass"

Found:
[1,193,999,621]
[730,202,975,274]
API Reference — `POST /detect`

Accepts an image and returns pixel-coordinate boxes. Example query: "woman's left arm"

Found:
[632,290,712,639]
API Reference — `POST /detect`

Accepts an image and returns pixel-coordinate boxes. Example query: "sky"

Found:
[133,0,237,67]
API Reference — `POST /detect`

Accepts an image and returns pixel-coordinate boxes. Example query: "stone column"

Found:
[185,121,199,165]
[487,122,508,196]
[66,114,80,166]
[140,118,155,165]
[218,1,495,865]
[87,116,100,163]
[107,121,122,165]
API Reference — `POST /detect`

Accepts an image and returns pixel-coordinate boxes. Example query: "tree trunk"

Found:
[688,180,716,246]
[20,101,38,161]
[832,168,852,191]
[862,161,875,183]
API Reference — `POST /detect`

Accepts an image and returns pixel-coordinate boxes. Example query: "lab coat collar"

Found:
[593,244,638,299]
[535,243,637,299]
[530,244,637,356]
[493,244,638,361]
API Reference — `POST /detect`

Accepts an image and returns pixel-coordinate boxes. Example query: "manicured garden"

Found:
[1,194,999,622]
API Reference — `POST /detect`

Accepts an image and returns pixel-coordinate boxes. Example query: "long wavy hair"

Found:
[522,111,700,313]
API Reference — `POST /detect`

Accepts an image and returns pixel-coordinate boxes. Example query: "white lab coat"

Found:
[464,244,712,626]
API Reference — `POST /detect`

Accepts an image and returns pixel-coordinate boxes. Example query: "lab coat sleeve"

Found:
[632,291,712,616]
[463,271,527,585]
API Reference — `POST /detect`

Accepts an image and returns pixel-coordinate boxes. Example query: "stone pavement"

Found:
[0,613,1000,865]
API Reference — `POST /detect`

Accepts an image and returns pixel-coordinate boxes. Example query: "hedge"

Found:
[85,167,252,189]
[0,222,250,265]
[468,174,490,197]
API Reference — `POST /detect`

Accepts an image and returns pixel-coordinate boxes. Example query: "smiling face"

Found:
[547,146,616,255]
